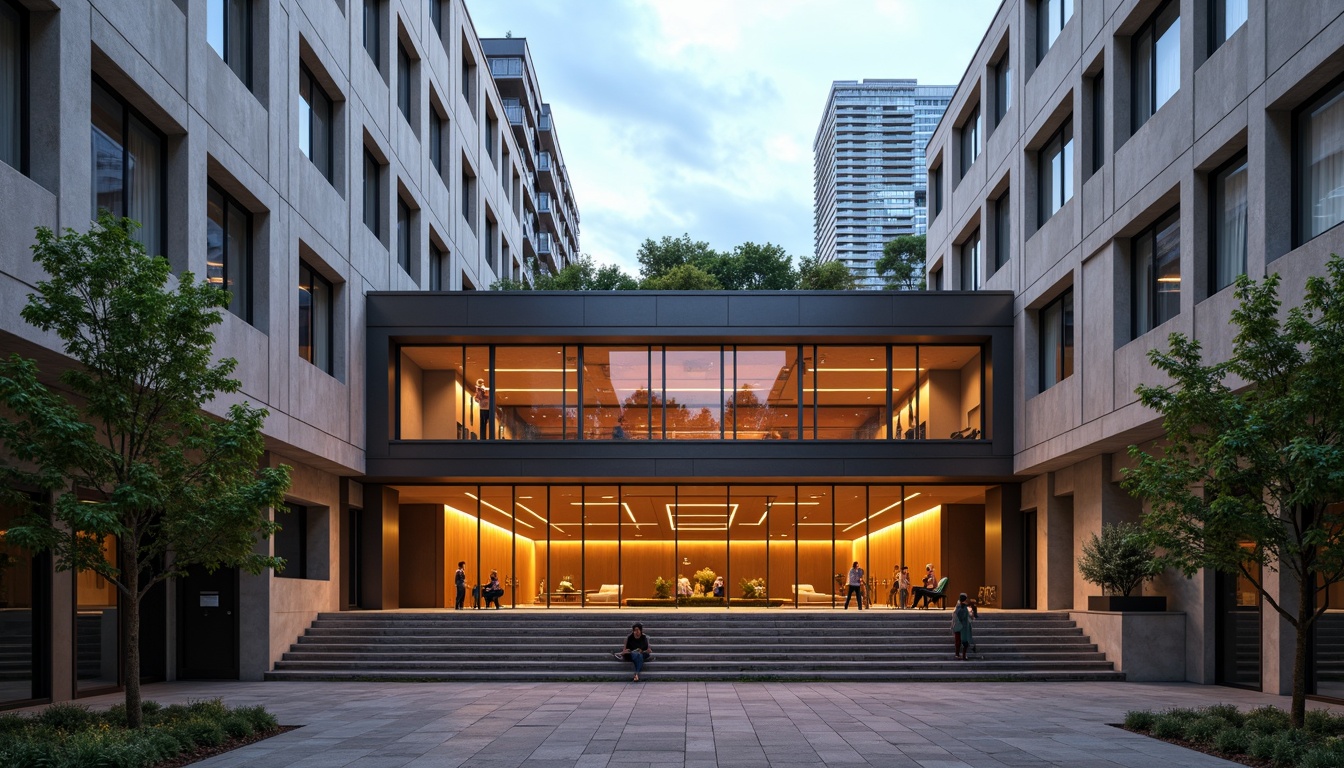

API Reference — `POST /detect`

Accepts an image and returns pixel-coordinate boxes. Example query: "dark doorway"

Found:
[346,507,362,609]
[1021,510,1038,610]
[177,567,238,680]
[138,575,167,683]
[1216,564,1261,689]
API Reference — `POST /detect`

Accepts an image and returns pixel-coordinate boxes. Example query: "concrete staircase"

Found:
[266,610,1124,682]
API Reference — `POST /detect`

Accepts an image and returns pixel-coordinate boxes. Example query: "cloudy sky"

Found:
[467,1,1001,275]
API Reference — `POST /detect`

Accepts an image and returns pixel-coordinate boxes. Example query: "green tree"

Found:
[1122,258,1344,729]
[0,215,291,728]
[718,242,798,290]
[591,262,640,291]
[876,234,926,290]
[635,234,718,280]
[797,255,858,290]
[640,263,722,290]
[494,255,638,291]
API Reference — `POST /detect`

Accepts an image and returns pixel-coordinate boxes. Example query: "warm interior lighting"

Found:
[840,491,922,532]
[569,501,637,524]
[664,502,740,530]
[464,492,536,529]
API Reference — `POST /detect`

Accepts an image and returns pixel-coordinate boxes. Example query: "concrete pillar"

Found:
[1041,473,1074,611]
[1261,564,1296,696]
[984,484,1022,608]
[361,485,400,609]
[1072,455,1143,610]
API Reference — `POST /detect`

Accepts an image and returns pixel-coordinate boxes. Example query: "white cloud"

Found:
[466,0,1000,274]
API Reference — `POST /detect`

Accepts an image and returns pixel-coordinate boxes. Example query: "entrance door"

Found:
[177,567,238,679]
[1215,565,1261,688]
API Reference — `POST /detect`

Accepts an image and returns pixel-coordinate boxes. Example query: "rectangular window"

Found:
[91,80,165,259]
[1039,288,1074,390]
[461,53,475,115]
[206,0,251,88]
[462,166,476,230]
[993,53,1011,127]
[298,64,334,183]
[429,0,444,34]
[429,107,444,175]
[397,197,411,274]
[485,114,497,166]
[1037,118,1074,226]
[298,260,334,374]
[362,0,380,68]
[430,242,445,290]
[959,104,981,179]
[1132,210,1181,338]
[0,0,26,173]
[993,192,1011,271]
[1210,153,1248,294]
[486,217,497,274]
[1210,0,1248,53]
[959,230,980,290]
[274,503,308,579]
[363,148,380,237]
[397,44,411,124]
[1036,0,1074,63]
[1090,71,1105,177]
[1132,0,1181,132]
[1296,79,1344,246]
[930,165,943,217]
[205,183,253,323]
[930,266,944,291]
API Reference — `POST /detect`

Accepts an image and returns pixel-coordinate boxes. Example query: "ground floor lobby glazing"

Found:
[389,483,998,609]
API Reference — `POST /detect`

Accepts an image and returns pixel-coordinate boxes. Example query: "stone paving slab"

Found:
[37,679,1344,767]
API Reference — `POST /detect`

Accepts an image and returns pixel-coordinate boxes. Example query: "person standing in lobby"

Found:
[898,565,911,609]
[844,561,865,609]
[454,561,467,610]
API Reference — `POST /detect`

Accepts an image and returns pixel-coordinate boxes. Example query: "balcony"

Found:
[537,152,551,172]
[490,58,524,78]
[535,231,551,255]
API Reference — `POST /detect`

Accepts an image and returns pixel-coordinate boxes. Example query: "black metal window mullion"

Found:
[577,346,585,440]
[885,346,894,440]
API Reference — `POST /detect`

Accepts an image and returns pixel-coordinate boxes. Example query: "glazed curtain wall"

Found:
[395,344,986,442]
[395,484,989,608]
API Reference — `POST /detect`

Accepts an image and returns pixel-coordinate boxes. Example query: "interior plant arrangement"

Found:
[739,577,765,598]
[557,575,577,593]
[692,567,717,596]
[1079,521,1164,610]
[652,576,672,599]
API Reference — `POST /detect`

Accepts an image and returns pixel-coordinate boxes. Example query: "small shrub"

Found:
[1202,704,1244,726]
[0,712,29,735]
[1301,744,1344,768]
[1183,716,1228,744]
[1124,710,1157,731]
[1306,709,1344,737]
[1213,726,1251,755]
[35,703,94,731]
[173,717,227,749]
[1250,734,1279,761]
[1271,730,1313,766]
[234,704,278,732]
[221,712,254,739]
[1246,705,1292,734]
[1151,713,1188,740]
[652,576,671,599]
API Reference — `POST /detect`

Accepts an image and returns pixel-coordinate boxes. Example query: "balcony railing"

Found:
[539,113,552,131]
[490,58,524,77]
[535,232,551,254]
[537,152,551,172]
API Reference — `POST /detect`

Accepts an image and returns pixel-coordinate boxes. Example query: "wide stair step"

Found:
[264,611,1125,683]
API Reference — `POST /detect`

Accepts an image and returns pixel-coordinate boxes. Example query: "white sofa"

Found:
[792,584,834,603]
[588,584,623,604]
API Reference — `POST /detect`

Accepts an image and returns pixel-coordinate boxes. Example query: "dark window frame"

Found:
[993,52,1011,127]
[362,0,381,70]
[1209,150,1248,296]
[90,76,168,259]
[207,0,252,89]
[298,62,334,184]
[429,242,445,290]
[397,195,412,275]
[993,191,1011,271]
[1038,287,1074,391]
[298,259,335,375]
[1292,72,1344,248]
[275,502,309,579]
[363,147,381,238]
[1131,208,1182,339]
[1036,0,1073,64]
[959,103,981,180]
[1089,70,1105,178]
[959,228,980,291]
[1131,0,1181,133]
[397,43,412,124]
[1037,118,1074,227]
[0,0,29,175]
[205,181,254,324]
[1208,0,1248,55]
[929,164,943,218]
[429,104,445,175]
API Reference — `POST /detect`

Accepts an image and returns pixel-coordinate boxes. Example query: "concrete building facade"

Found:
[923,0,1344,697]
[813,79,953,288]
[0,0,579,706]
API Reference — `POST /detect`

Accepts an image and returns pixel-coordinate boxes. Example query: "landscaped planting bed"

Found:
[1122,704,1344,767]
[0,699,287,768]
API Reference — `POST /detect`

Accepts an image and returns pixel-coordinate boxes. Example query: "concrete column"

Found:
[1072,454,1142,610]
[984,484,1022,608]
[1261,564,1296,696]
[1040,473,1074,610]
[361,485,400,609]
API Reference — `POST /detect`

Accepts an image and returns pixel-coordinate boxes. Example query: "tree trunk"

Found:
[1292,574,1311,729]
[122,539,142,729]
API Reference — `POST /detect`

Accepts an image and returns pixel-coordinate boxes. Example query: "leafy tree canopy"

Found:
[797,255,858,290]
[640,263,722,291]
[0,215,291,727]
[1122,255,1344,728]
[636,234,717,280]
[876,234,927,290]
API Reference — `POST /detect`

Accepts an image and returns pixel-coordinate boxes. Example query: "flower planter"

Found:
[1087,595,1167,612]
[625,597,787,608]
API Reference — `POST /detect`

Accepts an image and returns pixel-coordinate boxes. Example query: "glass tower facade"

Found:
[813,80,954,289]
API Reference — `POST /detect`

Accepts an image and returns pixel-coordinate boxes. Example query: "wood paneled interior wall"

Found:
[941,504,986,601]
[396,505,536,607]
[857,507,941,593]
[399,504,444,607]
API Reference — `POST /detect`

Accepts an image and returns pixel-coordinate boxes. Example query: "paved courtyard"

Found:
[52,680,1344,767]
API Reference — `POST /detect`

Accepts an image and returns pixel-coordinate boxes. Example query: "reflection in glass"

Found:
[76,531,118,692]
[663,349,722,440]
[584,347,649,440]
[730,347,798,439]
[494,347,564,440]
[0,499,38,704]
